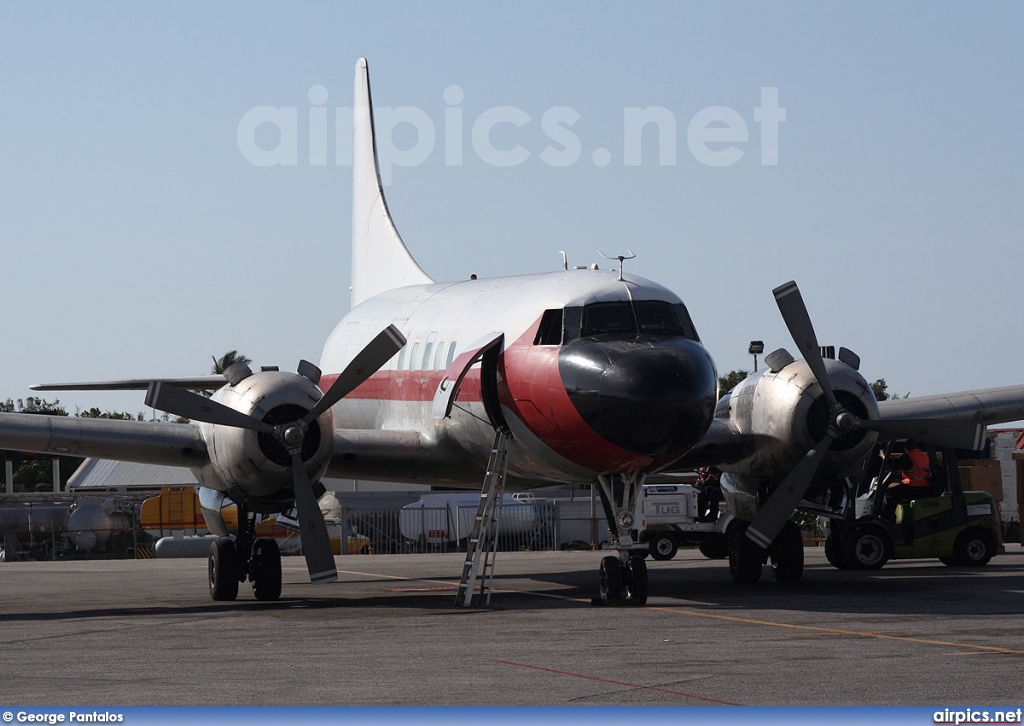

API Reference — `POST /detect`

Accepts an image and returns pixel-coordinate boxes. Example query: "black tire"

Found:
[599,556,624,605]
[251,538,282,601]
[729,523,763,584]
[209,537,239,601]
[648,533,678,561]
[824,530,850,569]
[770,521,804,583]
[624,556,649,606]
[698,536,729,560]
[939,557,956,566]
[952,528,995,567]
[843,525,891,570]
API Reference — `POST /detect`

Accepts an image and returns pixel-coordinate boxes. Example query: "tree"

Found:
[870,378,906,402]
[211,350,252,375]
[1,397,67,416]
[718,370,749,394]
[77,408,144,420]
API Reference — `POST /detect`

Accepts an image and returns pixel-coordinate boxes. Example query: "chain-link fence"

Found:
[1,498,611,560]
[345,502,604,554]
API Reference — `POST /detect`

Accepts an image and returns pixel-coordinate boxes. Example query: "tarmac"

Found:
[1,544,1023,706]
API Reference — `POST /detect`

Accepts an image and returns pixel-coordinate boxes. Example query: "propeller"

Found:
[745,282,984,550]
[145,325,406,583]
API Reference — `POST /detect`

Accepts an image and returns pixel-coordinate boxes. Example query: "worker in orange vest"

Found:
[884,440,932,511]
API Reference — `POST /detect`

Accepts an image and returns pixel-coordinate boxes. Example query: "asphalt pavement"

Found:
[1,545,1022,705]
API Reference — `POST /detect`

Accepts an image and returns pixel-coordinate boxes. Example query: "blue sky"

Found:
[1,2,1022,416]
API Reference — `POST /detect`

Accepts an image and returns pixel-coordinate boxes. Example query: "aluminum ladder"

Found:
[455,428,510,607]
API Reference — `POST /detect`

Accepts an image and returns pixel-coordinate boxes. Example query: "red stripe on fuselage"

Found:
[321,369,483,403]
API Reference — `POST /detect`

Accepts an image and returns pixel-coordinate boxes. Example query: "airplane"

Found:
[4,57,1024,605]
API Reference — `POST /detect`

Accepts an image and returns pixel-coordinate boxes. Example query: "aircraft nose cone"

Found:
[559,335,718,458]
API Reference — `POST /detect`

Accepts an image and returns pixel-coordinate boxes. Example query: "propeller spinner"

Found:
[745,282,984,550]
[145,325,406,584]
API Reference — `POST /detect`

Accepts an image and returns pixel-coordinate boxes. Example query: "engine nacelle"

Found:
[198,370,335,509]
[720,354,879,493]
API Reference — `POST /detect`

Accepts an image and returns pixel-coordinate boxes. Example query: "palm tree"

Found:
[211,350,252,375]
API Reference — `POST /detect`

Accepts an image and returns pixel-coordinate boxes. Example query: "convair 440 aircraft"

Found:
[6,58,1024,605]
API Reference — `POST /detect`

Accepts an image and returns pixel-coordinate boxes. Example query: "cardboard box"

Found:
[959,464,1004,502]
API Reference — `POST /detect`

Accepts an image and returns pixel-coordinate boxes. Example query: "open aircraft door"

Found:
[431,332,506,429]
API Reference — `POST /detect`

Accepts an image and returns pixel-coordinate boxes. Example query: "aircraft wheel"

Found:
[251,538,282,601]
[599,556,624,605]
[770,521,804,583]
[952,528,995,567]
[843,525,891,570]
[729,524,763,584]
[698,536,729,560]
[648,533,677,561]
[209,537,239,601]
[624,556,648,606]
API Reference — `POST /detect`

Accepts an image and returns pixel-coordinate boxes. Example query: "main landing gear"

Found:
[208,505,283,601]
[727,520,804,584]
[593,473,650,606]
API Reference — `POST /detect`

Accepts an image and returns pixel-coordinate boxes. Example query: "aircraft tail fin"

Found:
[351,57,434,307]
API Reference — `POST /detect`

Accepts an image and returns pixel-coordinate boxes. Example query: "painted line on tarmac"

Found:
[338,566,1023,656]
[334,567,745,702]
[492,659,744,705]
[643,606,1024,656]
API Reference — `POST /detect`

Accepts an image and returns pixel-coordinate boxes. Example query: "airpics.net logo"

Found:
[236,85,786,184]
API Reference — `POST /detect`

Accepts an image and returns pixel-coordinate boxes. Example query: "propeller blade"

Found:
[861,418,985,451]
[746,431,835,549]
[303,325,406,424]
[773,281,838,409]
[290,452,338,584]
[145,382,274,434]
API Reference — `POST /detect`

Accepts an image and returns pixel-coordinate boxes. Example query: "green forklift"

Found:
[825,442,1003,570]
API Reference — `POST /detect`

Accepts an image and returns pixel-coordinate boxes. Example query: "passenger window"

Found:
[636,301,684,334]
[581,302,635,336]
[422,341,434,370]
[396,346,407,371]
[410,342,421,370]
[433,341,446,370]
[446,342,457,368]
[534,309,563,345]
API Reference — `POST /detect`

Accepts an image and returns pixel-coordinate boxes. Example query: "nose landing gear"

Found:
[594,473,651,606]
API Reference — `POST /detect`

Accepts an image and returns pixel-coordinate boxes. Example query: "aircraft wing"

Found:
[668,418,758,470]
[0,410,444,485]
[0,412,208,467]
[670,382,1024,472]
[30,376,227,392]
[877,384,1024,426]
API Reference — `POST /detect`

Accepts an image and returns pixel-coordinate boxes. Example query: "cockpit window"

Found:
[581,302,635,336]
[534,309,563,345]
[672,303,700,341]
[635,301,683,334]
[563,306,583,343]
[555,300,701,344]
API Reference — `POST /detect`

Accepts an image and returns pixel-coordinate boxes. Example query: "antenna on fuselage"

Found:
[559,250,568,271]
[597,249,636,282]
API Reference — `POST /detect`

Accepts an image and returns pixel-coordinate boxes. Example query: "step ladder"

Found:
[455,428,510,607]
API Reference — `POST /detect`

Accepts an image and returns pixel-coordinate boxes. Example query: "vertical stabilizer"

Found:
[351,58,434,307]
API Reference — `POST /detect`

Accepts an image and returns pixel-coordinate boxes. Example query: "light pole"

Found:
[748,340,764,373]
